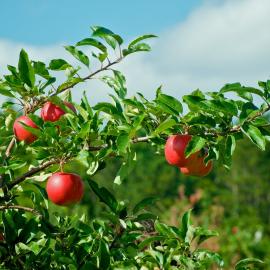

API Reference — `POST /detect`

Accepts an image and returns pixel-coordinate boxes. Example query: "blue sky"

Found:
[1,0,202,45]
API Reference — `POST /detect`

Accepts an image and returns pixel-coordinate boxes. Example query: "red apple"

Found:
[13,115,38,143]
[41,101,76,122]
[46,172,84,206]
[164,134,198,167]
[180,152,213,177]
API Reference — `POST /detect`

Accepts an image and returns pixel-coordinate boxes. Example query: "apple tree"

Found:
[0,26,267,269]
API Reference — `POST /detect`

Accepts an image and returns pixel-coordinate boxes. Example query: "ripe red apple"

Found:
[41,101,76,122]
[180,152,213,177]
[46,172,84,206]
[164,134,198,167]
[13,115,38,143]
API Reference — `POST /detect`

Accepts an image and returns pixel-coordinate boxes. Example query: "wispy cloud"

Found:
[119,0,270,99]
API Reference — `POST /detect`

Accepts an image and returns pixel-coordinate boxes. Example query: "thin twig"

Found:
[0,205,42,217]
[7,159,60,189]
[87,136,151,151]
[50,57,122,97]
[131,136,151,143]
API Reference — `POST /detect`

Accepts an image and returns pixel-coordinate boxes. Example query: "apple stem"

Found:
[60,160,64,173]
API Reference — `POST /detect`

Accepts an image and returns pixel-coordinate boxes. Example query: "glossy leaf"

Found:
[64,46,89,67]
[18,49,35,87]
[76,38,107,53]
[91,26,123,49]
[49,59,71,70]
[128,34,157,48]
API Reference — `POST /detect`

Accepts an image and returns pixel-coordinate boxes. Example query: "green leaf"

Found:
[33,61,50,79]
[18,49,35,87]
[180,209,194,243]
[7,65,19,77]
[138,236,165,250]
[113,70,127,99]
[2,212,17,243]
[134,212,157,222]
[102,70,127,99]
[57,77,84,93]
[0,84,15,98]
[63,113,78,131]
[91,26,123,49]
[235,258,264,270]
[97,240,110,270]
[239,102,258,124]
[156,93,183,115]
[74,103,89,122]
[183,112,216,127]
[128,34,157,48]
[117,133,129,153]
[194,227,219,245]
[86,160,100,176]
[220,82,264,99]
[133,197,158,214]
[185,136,206,157]
[19,120,41,137]
[114,152,136,185]
[123,43,151,56]
[219,135,236,169]
[40,77,56,91]
[241,124,266,150]
[93,102,123,120]
[88,180,118,213]
[122,98,145,111]
[154,221,179,239]
[82,91,93,117]
[49,59,71,70]
[183,95,206,111]
[203,99,238,116]
[153,118,176,135]
[64,46,89,67]
[76,38,107,53]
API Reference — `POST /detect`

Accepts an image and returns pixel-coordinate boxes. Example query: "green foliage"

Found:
[0,25,268,269]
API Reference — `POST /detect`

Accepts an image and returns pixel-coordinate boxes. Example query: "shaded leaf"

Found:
[88,180,118,213]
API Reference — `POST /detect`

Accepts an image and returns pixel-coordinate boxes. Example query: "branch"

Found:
[204,104,270,138]
[50,57,123,97]
[0,205,42,217]
[7,159,60,189]
[87,136,151,151]
[131,136,151,143]
[6,136,151,189]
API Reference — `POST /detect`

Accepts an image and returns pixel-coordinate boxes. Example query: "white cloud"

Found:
[1,0,270,105]
[0,40,64,69]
